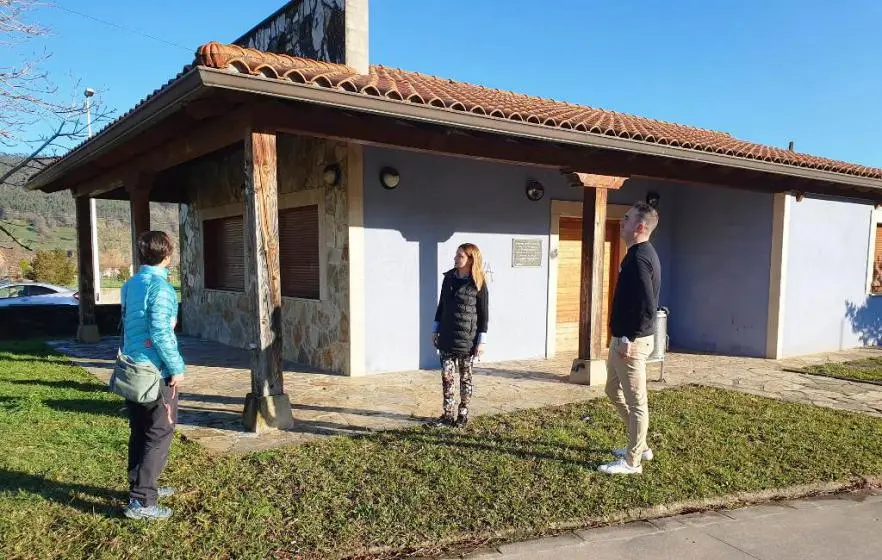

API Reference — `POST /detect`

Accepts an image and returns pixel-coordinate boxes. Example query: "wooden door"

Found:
[555,217,625,353]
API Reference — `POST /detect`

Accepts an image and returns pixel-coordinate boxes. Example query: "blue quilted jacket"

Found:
[120,265,185,378]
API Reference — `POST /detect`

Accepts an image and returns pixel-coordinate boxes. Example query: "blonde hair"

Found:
[459,243,485,291]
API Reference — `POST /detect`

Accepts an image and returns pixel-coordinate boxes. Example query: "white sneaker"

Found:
[598,458,642,475]
[613,447,654,462]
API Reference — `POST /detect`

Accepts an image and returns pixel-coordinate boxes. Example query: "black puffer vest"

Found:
[437,270,480,355]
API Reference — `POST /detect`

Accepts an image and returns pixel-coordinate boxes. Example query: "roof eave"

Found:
[198,67,882,191]
[25,68,206,193]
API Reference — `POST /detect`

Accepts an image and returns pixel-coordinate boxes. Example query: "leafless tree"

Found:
[0,0,113,248]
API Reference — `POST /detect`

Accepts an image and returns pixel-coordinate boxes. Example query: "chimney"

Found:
[787,140,795,152]
[234,0,369,74]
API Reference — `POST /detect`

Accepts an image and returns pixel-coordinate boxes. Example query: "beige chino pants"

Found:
[605,335,654,466]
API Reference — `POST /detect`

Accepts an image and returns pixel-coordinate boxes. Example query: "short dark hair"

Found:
[138,231,173,266]
[632,201,659,233]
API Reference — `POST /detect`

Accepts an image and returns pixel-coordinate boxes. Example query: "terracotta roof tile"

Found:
[29,42,882,187]
[195,43,880,179]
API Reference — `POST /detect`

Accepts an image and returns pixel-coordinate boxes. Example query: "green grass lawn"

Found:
[802,357,882,384]
[2,341,882,559]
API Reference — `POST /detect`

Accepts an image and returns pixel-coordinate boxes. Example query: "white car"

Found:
[0,281,79,307]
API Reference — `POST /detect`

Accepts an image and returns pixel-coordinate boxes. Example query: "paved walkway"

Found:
[50,337,882,454]
[455,489,882,560]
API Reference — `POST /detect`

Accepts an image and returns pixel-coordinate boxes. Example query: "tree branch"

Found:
[0,219,33,250]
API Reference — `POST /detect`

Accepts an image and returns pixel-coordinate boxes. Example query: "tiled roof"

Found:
[197,42,882,180]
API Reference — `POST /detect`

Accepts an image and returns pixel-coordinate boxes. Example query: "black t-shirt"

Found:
[609,241,661,340]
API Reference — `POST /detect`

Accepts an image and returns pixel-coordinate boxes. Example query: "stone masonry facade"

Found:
[178,134,350,373]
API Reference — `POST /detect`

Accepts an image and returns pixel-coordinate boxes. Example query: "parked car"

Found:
[0,281,79,307]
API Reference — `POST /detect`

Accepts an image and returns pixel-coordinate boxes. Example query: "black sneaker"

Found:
[453,414,469,428]
[427,415,454,428]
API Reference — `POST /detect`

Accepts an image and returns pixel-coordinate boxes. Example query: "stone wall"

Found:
[177,135,351,373]
[234,0,345,63]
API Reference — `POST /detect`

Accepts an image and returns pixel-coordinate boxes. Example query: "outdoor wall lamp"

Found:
[646,191,660,208]
[525,180,545,201]
[380,166,400,189]
[323,163,341,186]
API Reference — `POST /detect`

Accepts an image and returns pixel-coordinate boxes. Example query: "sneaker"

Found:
[453,414,469,428]
[598,458,643,475]
[157,487,175,499]
[426,415,454,428]
[123,499,172,520]
[612,448,654,462]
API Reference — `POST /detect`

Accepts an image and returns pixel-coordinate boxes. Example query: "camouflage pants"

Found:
[440,352,474,419]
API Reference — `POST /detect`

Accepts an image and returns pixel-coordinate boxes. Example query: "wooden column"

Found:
[242,129,294,433]
[75,196,100,343]
[566,172,626,385]
[128,177,153,268]
[579,186,608,360]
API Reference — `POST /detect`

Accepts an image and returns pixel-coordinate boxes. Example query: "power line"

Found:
[52,5,194,53]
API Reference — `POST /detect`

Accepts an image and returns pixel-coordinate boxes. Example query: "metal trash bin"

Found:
[646,307,669,382]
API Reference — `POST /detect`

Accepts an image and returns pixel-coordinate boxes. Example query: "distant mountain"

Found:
[0,154,179,269]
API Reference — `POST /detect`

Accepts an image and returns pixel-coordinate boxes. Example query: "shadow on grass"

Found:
[374,427,613,468]
[44,398,127,417]
[11,379,106,392]
[0,468,125,517]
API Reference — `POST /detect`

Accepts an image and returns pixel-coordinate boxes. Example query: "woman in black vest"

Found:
[430,243,489,427]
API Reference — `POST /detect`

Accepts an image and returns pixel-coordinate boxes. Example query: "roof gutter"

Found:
[199,67,882,191]
[26,69,206,192]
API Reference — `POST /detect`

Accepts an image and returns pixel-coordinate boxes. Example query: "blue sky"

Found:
[11,0,882,167]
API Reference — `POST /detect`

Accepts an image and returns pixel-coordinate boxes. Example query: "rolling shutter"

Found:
[279,205,320,299]
[204,216,245,291]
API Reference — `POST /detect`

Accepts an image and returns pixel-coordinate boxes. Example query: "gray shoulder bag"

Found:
[109,305,163,403]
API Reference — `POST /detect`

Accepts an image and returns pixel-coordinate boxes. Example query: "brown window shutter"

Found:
[204,216,245,291]
[873,224,882,294]
[279,205,320,299]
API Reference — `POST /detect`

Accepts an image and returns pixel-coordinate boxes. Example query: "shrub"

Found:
[26,249,77,286]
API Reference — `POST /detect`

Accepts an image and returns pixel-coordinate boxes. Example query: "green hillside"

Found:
[0,155,179,268]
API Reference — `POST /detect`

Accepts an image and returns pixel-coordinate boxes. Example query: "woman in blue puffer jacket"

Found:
[120,230,185,521]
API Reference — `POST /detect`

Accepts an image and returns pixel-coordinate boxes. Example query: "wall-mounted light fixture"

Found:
[380,166,400,190]
[525,180,545,201]
[646,191,660,208]
[323,163,341,186]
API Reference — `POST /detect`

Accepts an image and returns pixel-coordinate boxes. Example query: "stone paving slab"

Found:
[48,337,882,454]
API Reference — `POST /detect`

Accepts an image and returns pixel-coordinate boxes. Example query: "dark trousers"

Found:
[127,379,178,507]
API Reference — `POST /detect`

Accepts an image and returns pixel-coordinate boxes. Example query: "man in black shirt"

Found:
[599,202,661,475]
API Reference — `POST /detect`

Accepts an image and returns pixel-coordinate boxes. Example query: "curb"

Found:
[387,477,882,560]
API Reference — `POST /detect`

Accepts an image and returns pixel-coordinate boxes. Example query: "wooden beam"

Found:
[241,129,294,433]
[251,99,882,201]
[72,107,252,198]
[565,172,627,190]
[75,196,100,343]
[127,174,154,267]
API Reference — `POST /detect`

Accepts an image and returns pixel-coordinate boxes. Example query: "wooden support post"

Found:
[241,130,294,433]
[579,186,608,360]
[128,176,153,268]
[75,196,100,343]
[566,172,626,385]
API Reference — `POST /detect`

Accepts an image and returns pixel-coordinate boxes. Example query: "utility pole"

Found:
[85,88,100,303]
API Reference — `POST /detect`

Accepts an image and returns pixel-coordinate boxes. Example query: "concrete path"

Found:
[453,490,882,559]
[50,337,882,453]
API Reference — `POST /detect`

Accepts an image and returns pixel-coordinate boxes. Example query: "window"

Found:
[203,216,245,291]
[0,285,25,299]
[872,224,882,294]
[27,285,57,296]
[279,205,320,299]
